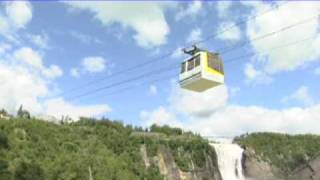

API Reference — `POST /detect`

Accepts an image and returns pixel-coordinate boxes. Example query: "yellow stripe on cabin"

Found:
[204,51,224,76]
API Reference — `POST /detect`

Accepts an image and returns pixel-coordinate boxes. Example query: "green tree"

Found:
[14,162,45,180]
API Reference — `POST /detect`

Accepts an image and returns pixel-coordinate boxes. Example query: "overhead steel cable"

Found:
[66,16,319,101]
[191,1,290,45]
[226,35,316,64]
[67,64,180,101]
[62,51,174,96]
[78,72,177,102]
[70,33,317,101]
[61,2,288,96]
[218,15,319,54]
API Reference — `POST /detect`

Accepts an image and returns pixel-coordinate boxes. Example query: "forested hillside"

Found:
[235,132,320,174]
[0,117,212,180]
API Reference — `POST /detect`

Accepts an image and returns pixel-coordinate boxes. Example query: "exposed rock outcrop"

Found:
[291,156,320,180]
[242,147,320,180]
[242,147,285,180]
[141,145,222,180]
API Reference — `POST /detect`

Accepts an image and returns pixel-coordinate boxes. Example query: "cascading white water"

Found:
[211,143,245,180]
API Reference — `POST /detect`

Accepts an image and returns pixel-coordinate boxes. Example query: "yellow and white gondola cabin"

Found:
[179,47,224,92]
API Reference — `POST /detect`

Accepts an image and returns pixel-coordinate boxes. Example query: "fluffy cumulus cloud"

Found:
[12,47,63,79]
[0,45,110,121]
[66,2,171,48]
[141,85,320,137]
[43,65,64,79]
[170,85,228,118]
[0,62,48,114]
[140,106,181,127]
[82,56,106,73]
[175,1,202,21]
[244,2,320,80]
[70,56,107,77]
[14,47,43,69]
[5,1,32,29]
[0,47,56,114]
[44,98,111,121]
[0,1,32,40]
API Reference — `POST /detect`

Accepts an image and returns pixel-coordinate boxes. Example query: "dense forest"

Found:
[0,117,211,180]
[235,132,320,173]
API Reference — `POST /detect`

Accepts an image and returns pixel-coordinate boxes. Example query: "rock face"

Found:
[242,147,320,180]
[291,156,320,180]
[141,145,222,180]
[242,148,285,180]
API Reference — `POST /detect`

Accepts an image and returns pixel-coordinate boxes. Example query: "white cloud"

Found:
[282,86,315,106]
[43,65,63,79]
[244,63,273,84]
[44,98,111,121]
[14,47,43,69]
[66,2,171,48]
[5,1,32,29]
[82,56,106,73]
[27,34,49,49]
[149,85,158,95]
[217,22,241,41]
[0,2,32,42]
[244,63,259,80]
[0,45,110,121]
[70,56,107,78]
[140,106,181,127]
[187,104,320,137]
[170,85,228,118]
[186,28,202,44]
[141,85,320,137]
[245,2,320,74]
[12,47,63,79]
[216,1,232,18]
[175,1,202,21]
[0,62,48,114]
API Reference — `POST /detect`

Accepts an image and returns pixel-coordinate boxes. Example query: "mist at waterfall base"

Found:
[210,142,246,180]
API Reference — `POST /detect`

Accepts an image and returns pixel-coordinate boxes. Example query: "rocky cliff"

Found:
[242,147,320,180]
[242,147,286,180]
[290,156,320,180]
[141,144,222,180]
[236,133,320,180]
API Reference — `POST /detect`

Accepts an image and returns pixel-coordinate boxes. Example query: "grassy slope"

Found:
[235,132,320,173]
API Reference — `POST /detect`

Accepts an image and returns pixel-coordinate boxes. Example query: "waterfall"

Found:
[211,143,245,180]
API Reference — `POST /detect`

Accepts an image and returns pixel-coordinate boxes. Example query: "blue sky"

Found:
[0,1,320,136]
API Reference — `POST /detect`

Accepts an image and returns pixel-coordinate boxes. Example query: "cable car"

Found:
[179,46,224,92]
